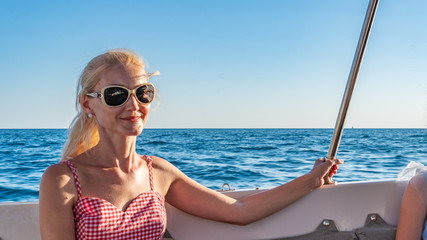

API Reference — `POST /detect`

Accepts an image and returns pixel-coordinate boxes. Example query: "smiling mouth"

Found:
[120,116,142,122]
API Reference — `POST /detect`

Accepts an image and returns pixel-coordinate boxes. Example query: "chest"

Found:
[77,168,152,211]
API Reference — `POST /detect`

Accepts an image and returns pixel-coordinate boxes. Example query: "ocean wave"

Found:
[0,185,38,202]
[145,140,169,145]
[238,146,278,151]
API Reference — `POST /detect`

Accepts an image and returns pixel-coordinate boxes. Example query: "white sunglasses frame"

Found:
[86,83,155,107]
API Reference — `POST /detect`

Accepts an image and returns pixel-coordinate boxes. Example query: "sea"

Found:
[0,128,426,203]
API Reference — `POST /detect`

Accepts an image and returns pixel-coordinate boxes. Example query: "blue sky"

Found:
[0,0,426,129]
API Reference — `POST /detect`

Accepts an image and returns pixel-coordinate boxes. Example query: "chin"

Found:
[128,127,144,136]
[120,123,144,136]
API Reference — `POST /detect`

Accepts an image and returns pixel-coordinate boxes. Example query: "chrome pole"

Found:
[328,0,379,160]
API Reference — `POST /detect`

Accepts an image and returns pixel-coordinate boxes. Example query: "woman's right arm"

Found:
[396,174,427,240]
[39,164,77,240]
[157,156,341,225]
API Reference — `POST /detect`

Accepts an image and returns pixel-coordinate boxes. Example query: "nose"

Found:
[124,94,151,114]
[125,94,140,111]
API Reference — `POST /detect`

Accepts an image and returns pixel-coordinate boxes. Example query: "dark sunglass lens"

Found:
[103,87,128,106]
[136,85,154,103]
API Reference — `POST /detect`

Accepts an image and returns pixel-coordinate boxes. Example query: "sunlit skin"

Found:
[39,62,343,239]
[396,175,427,240]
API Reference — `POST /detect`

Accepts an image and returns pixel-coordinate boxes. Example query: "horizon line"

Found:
[0,127,425,130]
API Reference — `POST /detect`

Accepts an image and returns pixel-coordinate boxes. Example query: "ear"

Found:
[79,94,93,115]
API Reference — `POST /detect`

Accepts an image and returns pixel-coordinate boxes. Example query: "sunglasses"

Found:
[86,83,155,107]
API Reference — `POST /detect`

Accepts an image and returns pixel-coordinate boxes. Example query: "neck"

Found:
[92,131,139,173]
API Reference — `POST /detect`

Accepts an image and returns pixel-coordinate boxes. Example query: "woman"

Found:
[396,173,427,239]
[39,49,343,239]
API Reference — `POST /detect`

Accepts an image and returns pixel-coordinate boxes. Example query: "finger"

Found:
[333,158,344,165]
[325,158,343,164]
[323,175,334,184]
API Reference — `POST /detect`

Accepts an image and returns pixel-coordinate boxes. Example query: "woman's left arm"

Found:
[155,157,341,225]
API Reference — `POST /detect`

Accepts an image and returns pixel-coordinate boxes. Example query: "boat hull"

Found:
[0,180,406,240]
[166,180,406,240]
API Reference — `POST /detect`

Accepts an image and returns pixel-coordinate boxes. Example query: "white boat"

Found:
[0,179,406,240]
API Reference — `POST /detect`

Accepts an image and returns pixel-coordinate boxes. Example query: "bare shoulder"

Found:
[149,155,206,190]
[40,162,78,203]
[41,162,73,182]
[149,155,185,178]
[149,156,184,195]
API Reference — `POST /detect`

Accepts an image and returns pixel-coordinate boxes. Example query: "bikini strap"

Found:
[144,155,155,191]
[62,160,82,199]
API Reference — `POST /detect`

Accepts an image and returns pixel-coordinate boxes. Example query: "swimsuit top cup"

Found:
[62,155,166,240]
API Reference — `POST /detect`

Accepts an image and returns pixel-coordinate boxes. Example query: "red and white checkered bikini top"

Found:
[63,156,167,240]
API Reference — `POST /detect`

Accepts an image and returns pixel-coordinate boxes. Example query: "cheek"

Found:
[93,108,120,125]
[141,105,151,122]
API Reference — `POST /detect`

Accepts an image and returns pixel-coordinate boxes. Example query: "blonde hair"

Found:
[61,49,158,161]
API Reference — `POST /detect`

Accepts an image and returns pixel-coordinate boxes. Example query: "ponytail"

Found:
[61,112,99,161]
